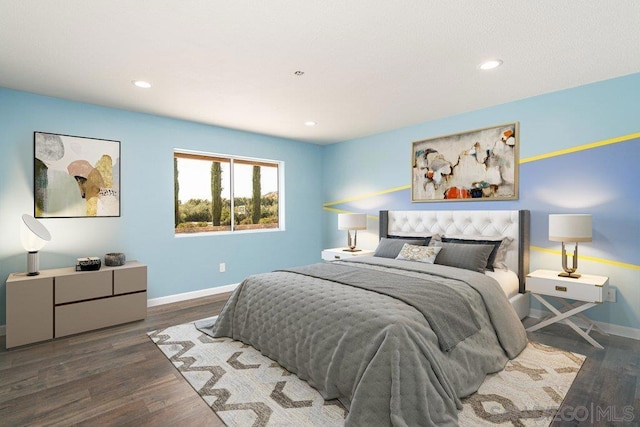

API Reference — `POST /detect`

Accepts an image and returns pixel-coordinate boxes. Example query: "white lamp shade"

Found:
[549,214,592,242]
[338,213,367,230]
[21,214,51,251]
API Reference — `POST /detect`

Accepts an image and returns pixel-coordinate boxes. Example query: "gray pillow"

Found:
[374,237,426,258]
[434,241,494,273]
[441,237,503,271]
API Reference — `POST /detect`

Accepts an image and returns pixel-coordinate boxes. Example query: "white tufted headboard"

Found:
[379,210,530,292]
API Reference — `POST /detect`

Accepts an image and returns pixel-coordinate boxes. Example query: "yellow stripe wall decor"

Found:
[321,73,640,335]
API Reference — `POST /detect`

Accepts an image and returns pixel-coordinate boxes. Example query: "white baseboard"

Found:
[0,284,239,337]
[147,283,239,307]
[529,308,640,341]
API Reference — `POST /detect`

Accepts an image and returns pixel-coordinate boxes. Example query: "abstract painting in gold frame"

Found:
[411,123,518,202]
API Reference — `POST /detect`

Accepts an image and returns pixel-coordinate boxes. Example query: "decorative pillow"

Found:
[441,236,506,271]
[373,238,426,258]
[492,237,514,270]
[427,233,442,246]
[434,242,494,273]
[395,244,442,263]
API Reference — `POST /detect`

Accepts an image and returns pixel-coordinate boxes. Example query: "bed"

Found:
[197,209,530,426]
[379,209,531,320]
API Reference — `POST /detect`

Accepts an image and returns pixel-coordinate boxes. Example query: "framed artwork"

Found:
[411,122,518,202]
[34,132,121,217]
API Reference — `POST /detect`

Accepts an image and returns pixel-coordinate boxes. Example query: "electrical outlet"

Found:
[219,263,226,273]
[605,288,616,302]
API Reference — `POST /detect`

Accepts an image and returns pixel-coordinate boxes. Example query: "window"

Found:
[174,150,283,234]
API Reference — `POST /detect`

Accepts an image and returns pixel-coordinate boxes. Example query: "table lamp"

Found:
[338,213,367,252]
[548,214,592,278]
[21,214,51,276]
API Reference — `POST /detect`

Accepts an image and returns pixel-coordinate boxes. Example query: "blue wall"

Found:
[0,88,324,325]
[322,73,640,333]
[2,74,639,334]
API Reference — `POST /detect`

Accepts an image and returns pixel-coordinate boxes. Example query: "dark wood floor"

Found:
[1,296,638,426]
[522,319,640,426]
[0,294,230,426]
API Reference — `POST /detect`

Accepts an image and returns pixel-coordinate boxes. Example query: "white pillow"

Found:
[395,244,442,263]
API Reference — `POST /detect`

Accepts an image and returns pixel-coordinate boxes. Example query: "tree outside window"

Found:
[174,151,281,234]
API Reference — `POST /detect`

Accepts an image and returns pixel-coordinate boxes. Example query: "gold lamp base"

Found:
[558,271,581,279]
[343,230,361,252]
[559,242,581,279]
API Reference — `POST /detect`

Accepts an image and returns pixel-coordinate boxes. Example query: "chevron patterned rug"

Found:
[149,321,585,426]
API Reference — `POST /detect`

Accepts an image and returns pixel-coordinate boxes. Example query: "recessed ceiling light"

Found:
[304,121,317,127]
[479,59,503,70]
[132,80,151,88]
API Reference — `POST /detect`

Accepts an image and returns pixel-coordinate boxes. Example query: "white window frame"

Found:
[174,149,285,236]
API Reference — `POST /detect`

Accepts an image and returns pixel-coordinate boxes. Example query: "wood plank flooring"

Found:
[1,295,638,426]
[522,319,640,426]
[0,294,229,426]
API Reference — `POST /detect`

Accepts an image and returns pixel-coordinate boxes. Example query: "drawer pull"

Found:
[334,255,341,259]
[555,285,567,292]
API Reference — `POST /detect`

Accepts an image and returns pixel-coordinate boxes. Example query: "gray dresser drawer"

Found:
[55,292,147,337]
[55,270,112,304]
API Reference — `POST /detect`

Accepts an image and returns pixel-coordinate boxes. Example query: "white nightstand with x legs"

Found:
[525,269,609,349]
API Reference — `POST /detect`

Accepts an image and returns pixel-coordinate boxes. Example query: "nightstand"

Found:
[321,248,374,261]
[525,269,609,349]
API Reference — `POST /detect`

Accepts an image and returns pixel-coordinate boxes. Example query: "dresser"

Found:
[6,261,147,348]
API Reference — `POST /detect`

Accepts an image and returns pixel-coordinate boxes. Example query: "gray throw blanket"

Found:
[280,263,480,352]
[197,256,527,426]
[343,257,527,359]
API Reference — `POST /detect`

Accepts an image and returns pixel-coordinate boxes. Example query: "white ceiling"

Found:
[1,1,639,144]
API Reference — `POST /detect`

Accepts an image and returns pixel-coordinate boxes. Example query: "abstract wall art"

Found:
[411,123,518,202]
[34,132,121,217]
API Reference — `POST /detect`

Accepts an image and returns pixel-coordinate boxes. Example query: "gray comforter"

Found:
[196,256,527,426]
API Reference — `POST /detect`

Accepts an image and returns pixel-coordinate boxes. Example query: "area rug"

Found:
[149,321,585,426]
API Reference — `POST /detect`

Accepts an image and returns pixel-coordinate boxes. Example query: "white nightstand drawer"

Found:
[526,269,608,303]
